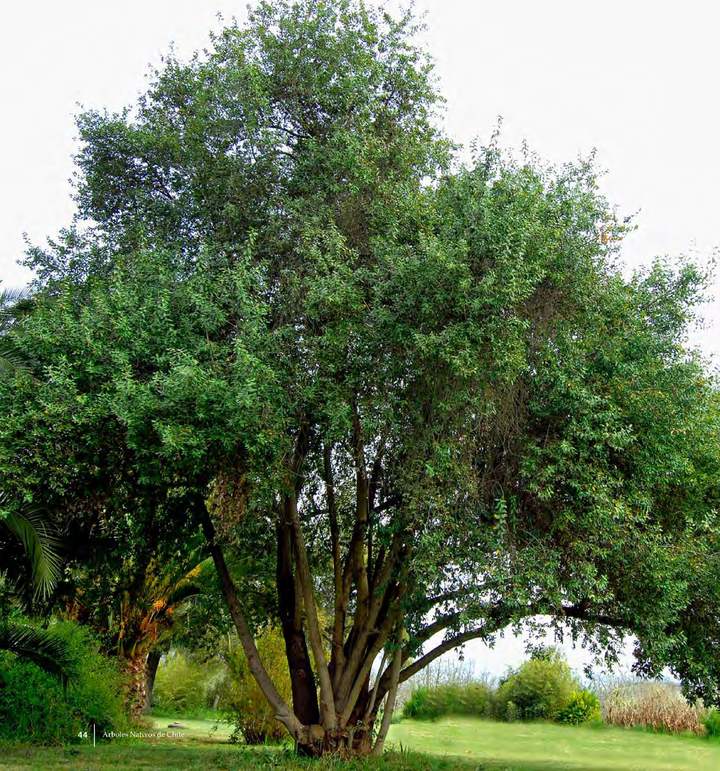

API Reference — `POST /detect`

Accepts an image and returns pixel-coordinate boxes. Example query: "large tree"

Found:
[2,0,719,756]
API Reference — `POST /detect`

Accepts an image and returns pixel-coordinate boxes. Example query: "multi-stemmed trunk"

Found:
[200,488,410,756]
[196,433,527,757]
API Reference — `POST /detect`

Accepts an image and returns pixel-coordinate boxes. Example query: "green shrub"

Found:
[0,621,128,744]
[556,689,601,725]
[504,700,519,722]
[403,687,440,720]
[53,622,128,737]
[702,708,720,738]
[0,655,74,744]
[494,649,578,721]
[402,683,493,721]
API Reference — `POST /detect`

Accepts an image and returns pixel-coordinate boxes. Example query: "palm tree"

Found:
[0,496,67,679]
[0,286,32,375]
[0,497,71,681]
[1,286,60,598]
[0,286,72,681]
[0,621,74,683]
[115,556,212,714]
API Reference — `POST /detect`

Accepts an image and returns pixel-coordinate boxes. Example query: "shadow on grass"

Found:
[0,744,646,771]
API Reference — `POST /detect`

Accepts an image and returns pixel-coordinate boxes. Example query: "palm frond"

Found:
[0,622,75,680]
[0,286,26,307]
[0,287,33,374]
[0,338,31,374]
[165,557,214,606]
[0,287,27,326]
[1,497,62,599]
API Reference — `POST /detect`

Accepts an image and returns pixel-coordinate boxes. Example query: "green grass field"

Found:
[2,716,719,769]
[390,717,720,770]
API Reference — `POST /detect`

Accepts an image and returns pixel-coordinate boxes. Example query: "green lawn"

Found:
[2,716,719,769]
[148,714,235,743]
[389,717,720,770]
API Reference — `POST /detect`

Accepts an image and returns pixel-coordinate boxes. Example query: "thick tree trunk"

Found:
[276,516,320,727]
[293,722,377,758]
[123,650,150,718]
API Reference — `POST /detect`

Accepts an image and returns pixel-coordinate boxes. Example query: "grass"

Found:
[0,743,474,770]
[2,715,720,769]
[148,714,234,743]
[389,716,720,770]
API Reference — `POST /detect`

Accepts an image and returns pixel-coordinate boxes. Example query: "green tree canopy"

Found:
[2,0,719,756]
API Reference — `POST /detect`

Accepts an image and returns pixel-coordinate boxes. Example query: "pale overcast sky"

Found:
[1,0,718,676]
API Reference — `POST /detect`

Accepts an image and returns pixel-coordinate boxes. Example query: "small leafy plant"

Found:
[556,689,601,725]
[0,620,128,744]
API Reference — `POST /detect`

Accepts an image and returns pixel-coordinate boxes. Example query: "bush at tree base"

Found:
[221,626,292,745]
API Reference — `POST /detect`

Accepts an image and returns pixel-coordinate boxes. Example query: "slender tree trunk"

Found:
[372,632,402,756]
[144,649,162,713]
[286,490,338,733]
[324,444,347,690]
[199,503,303,739]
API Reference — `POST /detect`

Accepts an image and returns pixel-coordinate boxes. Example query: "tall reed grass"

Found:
[604,682,705,735]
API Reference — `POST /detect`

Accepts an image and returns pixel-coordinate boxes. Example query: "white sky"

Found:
[1,0,717,676]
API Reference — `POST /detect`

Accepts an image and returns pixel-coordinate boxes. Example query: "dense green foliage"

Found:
[151,652,222,718]
[0,657,75,744]
[703,708,720,738]
[402,652,597,727]
[494,651,578,721]
[0,0,719,753]
[1,288,62,602]
[403,651,600,726]
[0,621,127,744]
[402,682,493,721]
[222,626,292,744]
[556,690,602,725]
